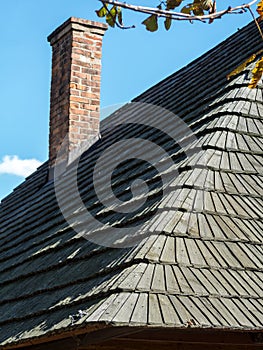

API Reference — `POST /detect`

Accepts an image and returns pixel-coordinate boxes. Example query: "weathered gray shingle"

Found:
[0,18,262,348]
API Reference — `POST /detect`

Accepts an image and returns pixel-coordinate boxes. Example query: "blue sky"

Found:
[0,0,256,200]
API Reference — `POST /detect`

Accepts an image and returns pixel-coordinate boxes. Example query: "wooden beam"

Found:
[79,327,263,347]
[4,327,262,350]
[33,338,78,350]
[80,327,143,346]
[80,339,263,350]
[118,328,263,345]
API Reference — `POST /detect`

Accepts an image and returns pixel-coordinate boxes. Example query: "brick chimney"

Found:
[47,17,107,176]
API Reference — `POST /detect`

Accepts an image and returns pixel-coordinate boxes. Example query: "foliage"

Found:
[227,53,258,80]
[96,0,263,87]
[248,56,263,87]
[257,0,263,18]
[96,3,123,27]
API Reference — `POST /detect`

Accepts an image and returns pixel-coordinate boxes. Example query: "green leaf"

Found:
[193,5,204,15]
[95,5,108,18]
[181,5,191,14]
[164,17,172,30]
[181,1,211,16]
[117,7,123,25]
[166,0,182,10]
[106,6,117,28]
[142,15,158,32]
[201,0,213,11]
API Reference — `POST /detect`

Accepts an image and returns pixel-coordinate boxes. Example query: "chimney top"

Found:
[48,17,108,44]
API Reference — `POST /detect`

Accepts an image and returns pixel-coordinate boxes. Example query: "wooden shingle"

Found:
[0,17,263,349]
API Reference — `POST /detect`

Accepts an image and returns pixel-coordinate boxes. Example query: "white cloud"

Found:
[0,155,42,177]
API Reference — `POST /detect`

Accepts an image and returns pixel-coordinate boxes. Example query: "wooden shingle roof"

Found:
[0,19,262,349]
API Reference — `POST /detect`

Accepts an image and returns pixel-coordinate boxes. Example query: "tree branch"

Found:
[247,5,263,40]
[99,0,135,28]
[100,0,258,22]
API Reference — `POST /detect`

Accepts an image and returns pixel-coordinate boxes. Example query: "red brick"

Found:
[70,96,89,103]
[48,18,107,168]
